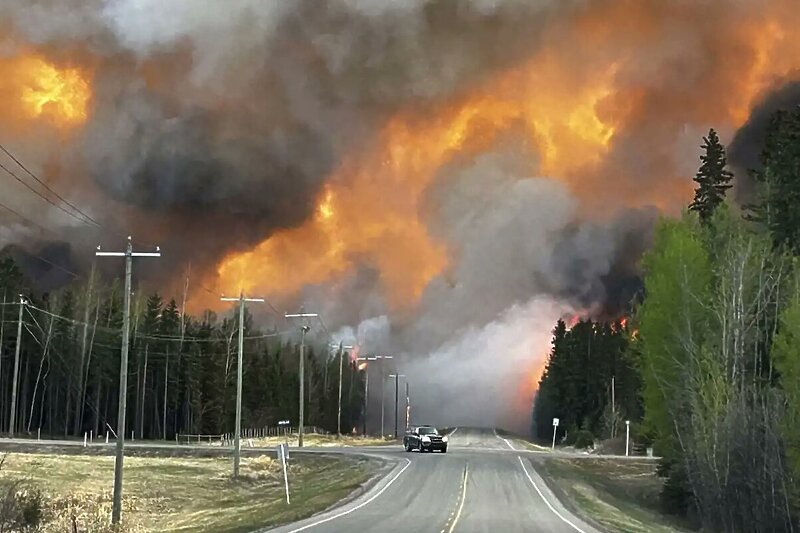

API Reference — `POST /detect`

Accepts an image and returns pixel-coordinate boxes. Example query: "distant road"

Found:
[263,428,601,533]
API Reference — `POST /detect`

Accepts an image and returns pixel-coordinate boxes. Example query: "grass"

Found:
[534,457,692,533]
[246,434,394,448]
[494,429,550,451]
[0,451,379,532]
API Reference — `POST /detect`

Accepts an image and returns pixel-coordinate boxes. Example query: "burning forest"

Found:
[1,0,800,434]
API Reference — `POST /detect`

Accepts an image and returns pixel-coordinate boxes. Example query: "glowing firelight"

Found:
[15,56,89,124]
[317,187,335,221]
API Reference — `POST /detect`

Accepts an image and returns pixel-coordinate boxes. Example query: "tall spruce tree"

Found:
[745,106,800,253]
[689,128,734,223]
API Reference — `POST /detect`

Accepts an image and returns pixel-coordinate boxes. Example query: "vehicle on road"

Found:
[403,426,448,453]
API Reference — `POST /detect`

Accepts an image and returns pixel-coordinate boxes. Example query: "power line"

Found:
[0,143,101,227]
[0,145,157,248]
[0,160,99,228]
[24,302,294,343]
[0,200,81,279]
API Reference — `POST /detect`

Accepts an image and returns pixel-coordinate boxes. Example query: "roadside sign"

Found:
[552,418,560,427]
[277,444,290,504]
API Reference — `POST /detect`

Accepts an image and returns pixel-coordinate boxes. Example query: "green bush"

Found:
[573,430,594,449]
[660,460,693,516]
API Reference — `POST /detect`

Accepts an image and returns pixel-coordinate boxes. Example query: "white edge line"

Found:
[447,464,469,533]
[494,428,515,450]
[286,458,412,533]
[448,427,458,436]
[517,456,588,533]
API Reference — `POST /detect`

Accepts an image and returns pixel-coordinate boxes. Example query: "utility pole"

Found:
[285,312,319,448]
[221,292,265,478]
[356,356,377,436]
[373,355,393,438]
[405,380,410,431]
[9,295,25,437]
[330,342,353,436]
[96,237,160,526]
[388,374,405,438]
[611,375,616,439]
[163,349,168,440]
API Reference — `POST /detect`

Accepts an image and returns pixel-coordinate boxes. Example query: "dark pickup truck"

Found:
[403,426,448,453]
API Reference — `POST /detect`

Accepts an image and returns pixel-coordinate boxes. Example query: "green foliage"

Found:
[689,128,734,224]
[659,460,693,517]
[637,216,712,460]
[532,318,638,443]
[573,429,594,449]
[745,105,800,253]
[771,277,800,510]
[0,254,365,440]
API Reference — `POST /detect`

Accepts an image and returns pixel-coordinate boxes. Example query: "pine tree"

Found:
[745,106,800,254]
[689,128,734,224]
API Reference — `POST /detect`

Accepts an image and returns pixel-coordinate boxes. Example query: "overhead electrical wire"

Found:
[0,142,101,227]
[24,302,295,343]
[0,143,157,247]
[0,159,99,228]
[0,200,80,279]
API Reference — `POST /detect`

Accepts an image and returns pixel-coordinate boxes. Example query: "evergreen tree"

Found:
[745,106,800,253]
[689,128,734,224]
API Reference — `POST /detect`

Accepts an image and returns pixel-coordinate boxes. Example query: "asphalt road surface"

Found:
[265,428,601,533]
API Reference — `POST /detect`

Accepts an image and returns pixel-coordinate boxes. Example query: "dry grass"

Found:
[535,457,692,533]
[0,451,377,532]
[245,434,393,448]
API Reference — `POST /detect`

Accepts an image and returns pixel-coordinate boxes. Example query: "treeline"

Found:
[532,319,640,445]
[533,108,800,531]
[0,264,365,440]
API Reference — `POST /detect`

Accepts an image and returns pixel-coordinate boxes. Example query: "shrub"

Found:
[573,430,594,449]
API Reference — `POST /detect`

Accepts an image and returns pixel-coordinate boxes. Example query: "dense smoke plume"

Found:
[1,0,800,433]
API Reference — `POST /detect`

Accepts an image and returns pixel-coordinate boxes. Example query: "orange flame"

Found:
[198,3,800,314]
[0,54,90,126]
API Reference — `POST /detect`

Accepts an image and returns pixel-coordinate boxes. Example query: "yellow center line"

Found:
[447,463,469,533]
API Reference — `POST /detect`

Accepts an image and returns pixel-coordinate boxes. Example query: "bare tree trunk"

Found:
[139,344,148,439]
[63,369,72,437]
[177,266,189,435]
[79,296,100,434]
[163,349,168,440]
[27,311,54,432]
[0,288,6,418]
[93,372,101,437]
[38,356,50,432]
[74,263,95,435]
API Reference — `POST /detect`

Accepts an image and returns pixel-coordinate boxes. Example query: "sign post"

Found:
[552,418,559,450]
[625,420,631,457]
[278,420,290,456]
[278,443,290,504]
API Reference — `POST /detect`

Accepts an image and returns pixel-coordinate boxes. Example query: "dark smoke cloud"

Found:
[729,79,800,200]
[1,0,575,284]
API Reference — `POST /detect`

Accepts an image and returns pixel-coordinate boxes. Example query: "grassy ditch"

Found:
[534,457,693,533]
[0,451,379,532]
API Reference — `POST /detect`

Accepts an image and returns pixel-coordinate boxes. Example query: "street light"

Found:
[355,356,377,436]
[329,342,354,436]
[285,312,319,448]
[388,374,406,438]
[373,356,393,438]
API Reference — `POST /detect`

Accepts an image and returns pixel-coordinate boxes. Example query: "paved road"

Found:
[265,428,601,533]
